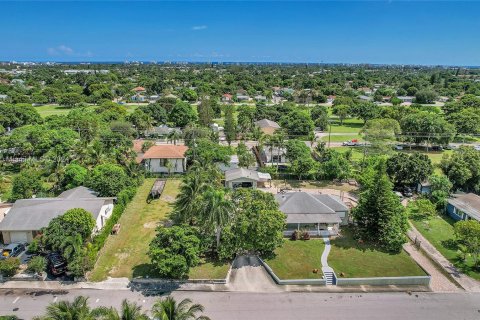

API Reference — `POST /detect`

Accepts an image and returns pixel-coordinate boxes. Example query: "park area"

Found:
[34,104,139,118]
[89,178,230,281]
[410,214,480,280]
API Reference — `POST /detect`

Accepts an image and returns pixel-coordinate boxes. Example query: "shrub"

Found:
[27,239,40,254]
[0,258,20,277]
[117,186,137,206]
[300,230,311,240]
[27,256,46,274]
[291,230,300,241]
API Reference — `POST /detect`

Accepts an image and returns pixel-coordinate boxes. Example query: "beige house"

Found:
[142,145,188,174]
[254,119,281,135]
[224,168,271,189]
[0,187,114,244]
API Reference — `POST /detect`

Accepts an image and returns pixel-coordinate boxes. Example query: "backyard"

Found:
[264,239,325,279]
[89,178,180,281]
[410,214,480,280]
[328,228,427,278]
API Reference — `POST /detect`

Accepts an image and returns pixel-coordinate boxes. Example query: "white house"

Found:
[224,168,271,189]
[0,187,114,244]
[142,145,188,173]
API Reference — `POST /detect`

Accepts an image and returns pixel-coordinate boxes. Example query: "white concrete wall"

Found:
[146,158,185,173]
[95,202,114,231]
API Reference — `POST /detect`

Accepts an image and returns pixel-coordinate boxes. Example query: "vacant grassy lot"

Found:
[410,214,480,280]
[35,104,139,118]
[264,239,325,279]
[272,179,358,193]
[329,118,364,133]
[89,178,180,281]
[188,259,231,280]
[329,228,426,278]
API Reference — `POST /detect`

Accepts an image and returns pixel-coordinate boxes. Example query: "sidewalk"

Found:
[407,224,480,292]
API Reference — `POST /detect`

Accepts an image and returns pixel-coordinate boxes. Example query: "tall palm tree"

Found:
[173,166,206,224]
[201,189,234,251]
[265,136,275,165]
[34,296,94,320]
[92,299,149,320]
[151,297,210,320]
[273,130,287,167]
[167,130,182,145]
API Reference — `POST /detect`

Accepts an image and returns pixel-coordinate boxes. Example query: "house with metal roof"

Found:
[224,168,271,189]
[447,193,480,222]
[0,187,114,244]
[275,192,349,236]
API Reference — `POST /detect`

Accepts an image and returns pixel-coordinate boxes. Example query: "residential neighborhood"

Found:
[1,1,480,318]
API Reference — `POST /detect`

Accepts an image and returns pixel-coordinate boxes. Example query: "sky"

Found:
[1,1,480,66]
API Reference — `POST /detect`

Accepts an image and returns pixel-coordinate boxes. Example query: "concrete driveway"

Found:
[226,255,281,292]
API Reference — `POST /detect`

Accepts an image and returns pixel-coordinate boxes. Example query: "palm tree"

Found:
[34,296,94,320]
[201,189,234,251]
[151,297,210,320]
[273,130,287,167]
[167,130,182,145]
[60,233,84,261]
[92,299,148,320]
[265,136,275,165]
[173,166,206,224]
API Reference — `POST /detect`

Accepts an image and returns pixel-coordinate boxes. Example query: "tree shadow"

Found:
[441,239,458,251]
[130,263,182,296]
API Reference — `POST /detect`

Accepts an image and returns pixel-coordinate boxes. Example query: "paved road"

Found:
[1,289,480,320]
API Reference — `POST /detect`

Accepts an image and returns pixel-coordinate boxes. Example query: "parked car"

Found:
[395,145,404,150]
[1,243,25,259]
[46,252,67,276]
[342,139,359,147]
[431,145,443,151]
[402,187,413,197]
[394,191,404,199]
[474,145,480,151]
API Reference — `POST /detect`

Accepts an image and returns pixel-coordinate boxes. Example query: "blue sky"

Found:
[1,1,480,65]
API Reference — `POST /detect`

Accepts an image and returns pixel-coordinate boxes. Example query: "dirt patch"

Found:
[143,222,158,229]
[162,195,175,203]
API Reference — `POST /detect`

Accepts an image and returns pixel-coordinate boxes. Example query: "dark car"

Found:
[1,243,25,260]
[402,187,413,198]
[47,252,67,276]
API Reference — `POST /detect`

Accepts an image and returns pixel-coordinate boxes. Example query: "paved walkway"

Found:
[321,236,335,285]
[403,242,460,292]
[407,224,480,292]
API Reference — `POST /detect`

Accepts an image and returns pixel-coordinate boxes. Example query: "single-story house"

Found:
[447,193,480,222]
[417,181,432,195]
[261,146,288,165]
[327,95,336,103]
[254,95,267,101]
[0,187,114,244]
[142,145,188,173]
[224,168,271,189]
[358,87,373,95]
[218,155,240,172]
[0,94,8,101]
[397,96,415,103]
[236,94,251,101]
[221,93,233,102]
[144,125,181,138]
[133,86,146,93]
[254,119,281,135]
[275,192,349,237]
[359,95,372,101]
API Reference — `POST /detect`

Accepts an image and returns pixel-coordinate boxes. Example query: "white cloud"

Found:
[47,45,74,56]
[192,25,207,31]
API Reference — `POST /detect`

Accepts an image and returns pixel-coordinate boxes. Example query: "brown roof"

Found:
[143,145,188,159]
[132,139,144,153]
[133,86,146,92]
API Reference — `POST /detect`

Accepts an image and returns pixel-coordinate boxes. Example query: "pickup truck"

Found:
[342,139,359,147]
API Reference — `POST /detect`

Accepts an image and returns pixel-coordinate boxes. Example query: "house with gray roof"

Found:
[447,193,480,222]
[275,192,349,236]
[224,168,271,189]
[0,186,114,244]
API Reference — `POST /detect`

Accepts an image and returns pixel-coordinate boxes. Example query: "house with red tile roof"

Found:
[142,145,189,173]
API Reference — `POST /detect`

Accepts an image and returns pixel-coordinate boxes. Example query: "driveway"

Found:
[226,255,281,292]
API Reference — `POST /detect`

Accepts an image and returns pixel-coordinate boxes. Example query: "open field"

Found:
[329,118,364,133]
[264,239,325,279]
[188,259,231,280]
[410,214,480,280]
[89,178,180,281]
[35,104,140,118]
[329,228,426,278]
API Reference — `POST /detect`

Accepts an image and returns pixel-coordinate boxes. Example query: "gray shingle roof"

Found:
[225,168,260,182]
[0,187,113,231]
[254,119,281,129]
[448,193,480,220]
[275,192,347,224]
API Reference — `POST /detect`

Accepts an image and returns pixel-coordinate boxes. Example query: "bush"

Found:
[0,258,20,277]
[27,256,46,274]
[92,204,125,251]
[300,230,311,240]
[27,239,40,254]
[291,230,300,241]
[117,186,137,206]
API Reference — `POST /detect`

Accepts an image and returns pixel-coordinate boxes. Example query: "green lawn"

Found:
[35,104,139,118]
[329,228,426,278]
[329,118,364,134]
[410,214,480,280]
[264,239,325,279]
[89,178,180,281]
[396,149,452,165]
[188,259,231,280]
[333,146,366,161]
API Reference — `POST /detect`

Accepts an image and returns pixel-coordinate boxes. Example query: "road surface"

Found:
[1,289,479,320]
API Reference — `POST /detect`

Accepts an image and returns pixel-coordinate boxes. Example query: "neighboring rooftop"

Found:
[448,193,480,220]
[255,119,281,129]
[225,168,271,182]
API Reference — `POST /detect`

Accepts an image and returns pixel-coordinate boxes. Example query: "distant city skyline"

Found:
[1,1,480,66]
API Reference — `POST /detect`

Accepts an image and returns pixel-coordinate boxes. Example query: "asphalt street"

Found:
[1,289,479,320]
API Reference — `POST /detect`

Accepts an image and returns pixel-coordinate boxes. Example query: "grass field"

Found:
[35,104,140,118]
[188,259,231,280]
[264,239,325,279]
[329,118,364,134]
[410,214,480,280]
[329,228,426,278]
[89,178,180,281]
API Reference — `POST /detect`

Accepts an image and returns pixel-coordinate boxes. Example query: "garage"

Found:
[9,231,29,244]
